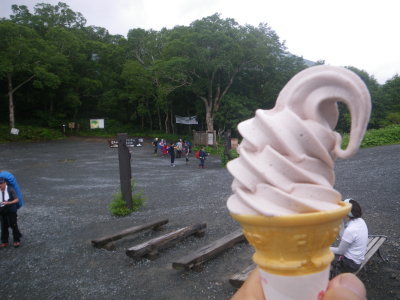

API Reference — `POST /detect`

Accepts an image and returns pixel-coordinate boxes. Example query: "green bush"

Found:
[109,180,146,216]
[341,124,400,148]
[0,124,64,143]
[220,149,239,167]
[361,125,400,147]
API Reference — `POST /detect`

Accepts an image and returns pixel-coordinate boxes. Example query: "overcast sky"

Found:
[1,0,399,84]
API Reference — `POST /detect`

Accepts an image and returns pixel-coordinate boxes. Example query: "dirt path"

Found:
[0,138,399,299]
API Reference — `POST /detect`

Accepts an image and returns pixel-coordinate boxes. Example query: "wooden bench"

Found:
[229,234,387,288]
[126,223,206,260]
[172,229,246,271]
[91,218,168,250]
[355,235,387,274]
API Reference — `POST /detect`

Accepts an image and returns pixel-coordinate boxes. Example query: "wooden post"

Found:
[118,133,132,209]
[223,129,232,159]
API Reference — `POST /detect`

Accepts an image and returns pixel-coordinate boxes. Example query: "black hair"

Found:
[349,199,362,218]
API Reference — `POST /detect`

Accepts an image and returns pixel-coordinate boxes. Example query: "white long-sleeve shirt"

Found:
[330,218,368,264]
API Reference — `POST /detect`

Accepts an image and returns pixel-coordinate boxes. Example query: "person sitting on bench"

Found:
[331,199,368,273]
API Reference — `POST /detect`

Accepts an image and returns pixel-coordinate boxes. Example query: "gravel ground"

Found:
[0,138,399,300]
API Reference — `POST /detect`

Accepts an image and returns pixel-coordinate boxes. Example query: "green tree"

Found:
[381,74,400,125]
[58,27,126,123]
[121,60,154,128]
[0,21,67,128]
[126,28,163,130]
[126,28,192,133]
[164,15,287,132]
[215,93,256,132]
[3,2,96,126]
[10,2,86,36]
[344,66,383,130]
[151,56,192,133]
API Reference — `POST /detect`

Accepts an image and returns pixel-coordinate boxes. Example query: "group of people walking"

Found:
[152,138,208,168]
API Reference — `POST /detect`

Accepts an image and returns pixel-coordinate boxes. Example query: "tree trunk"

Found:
[224,129,232,159]
[164,112,169,134]
[7,74,15,128]
[157,106,162,131]
[201,69,239,133]
[146,99,153,130]
[200,95,215,132]
[206,109,214,132]
[73,107,78,120]
[50,99,54,114]
[6,73,35,128]
[170,111,175,135]
[187,108,192,135]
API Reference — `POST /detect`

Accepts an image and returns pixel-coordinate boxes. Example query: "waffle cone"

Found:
[231,202,351,276]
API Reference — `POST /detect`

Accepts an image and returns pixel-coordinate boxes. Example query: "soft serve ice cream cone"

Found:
[232,204,350,299]
[227,66,371,299]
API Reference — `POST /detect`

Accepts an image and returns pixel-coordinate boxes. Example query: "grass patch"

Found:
[191,143,239,167]
[109,180,146,216]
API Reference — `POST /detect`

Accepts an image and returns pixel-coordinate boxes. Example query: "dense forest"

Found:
[1,2,399,137]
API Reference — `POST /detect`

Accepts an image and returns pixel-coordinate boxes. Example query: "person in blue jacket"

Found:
[0,177,22,248]
[198,147,208,168]
[152,137,159,154]
[167,142,176,167]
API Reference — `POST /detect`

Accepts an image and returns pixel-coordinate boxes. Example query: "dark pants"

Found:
[1,212,22,243]
[170,154,175,165]
[331,255,360,277]
[199,158,205,168]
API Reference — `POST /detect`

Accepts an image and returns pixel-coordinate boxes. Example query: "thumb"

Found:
[324,273,366,300]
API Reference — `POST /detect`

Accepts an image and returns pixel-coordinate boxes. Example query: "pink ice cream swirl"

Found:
[227,66,371,216]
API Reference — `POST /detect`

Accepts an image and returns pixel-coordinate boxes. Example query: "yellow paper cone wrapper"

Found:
[231,202,351,277]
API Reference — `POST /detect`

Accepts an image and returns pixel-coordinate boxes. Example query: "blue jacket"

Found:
[0,171,24,209]
[199,150,207,159]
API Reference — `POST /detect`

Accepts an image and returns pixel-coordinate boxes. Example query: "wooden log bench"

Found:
[229,234,387,288]
[172,229,246,271]
[91,218,169,250]
[126,223,207,260]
